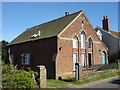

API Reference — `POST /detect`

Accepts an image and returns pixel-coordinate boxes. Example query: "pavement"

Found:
[69,76,120,88]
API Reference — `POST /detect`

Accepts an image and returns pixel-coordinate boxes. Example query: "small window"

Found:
[82,21,84,30]
[73,37,78,48]
[88,38,92,49]
[21,53,30,65]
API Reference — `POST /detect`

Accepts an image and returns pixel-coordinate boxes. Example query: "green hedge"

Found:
[97,63,118,71]
[2,63,39,88]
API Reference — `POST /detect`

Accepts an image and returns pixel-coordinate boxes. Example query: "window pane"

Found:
[81,53,86,68]
[73,53,78,71]
[88,39,92,48]
[73,37,78,48]
[81,32,85,49]
[21,53,30,65]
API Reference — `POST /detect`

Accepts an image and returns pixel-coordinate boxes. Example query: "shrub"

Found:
[97,62,118,71]
[2,64,39,88]
[2,64,17,74]
[2,71,38,88]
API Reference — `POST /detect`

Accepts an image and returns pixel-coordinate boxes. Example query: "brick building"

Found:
[7,10,108,79]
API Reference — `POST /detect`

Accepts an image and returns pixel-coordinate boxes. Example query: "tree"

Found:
[0,40,9,60]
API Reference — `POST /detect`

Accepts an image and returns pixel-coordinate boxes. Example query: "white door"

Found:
[73,53,78,71]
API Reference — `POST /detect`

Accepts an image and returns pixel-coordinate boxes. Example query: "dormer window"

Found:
[31,31,41,38]
[96,30,102,40]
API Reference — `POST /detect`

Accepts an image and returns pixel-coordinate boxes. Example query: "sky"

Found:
[2,2,118,42]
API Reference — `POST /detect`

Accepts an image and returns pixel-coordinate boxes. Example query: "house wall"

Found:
[7,36,57,79]
[56,13,108,79]
[100,30,120,62]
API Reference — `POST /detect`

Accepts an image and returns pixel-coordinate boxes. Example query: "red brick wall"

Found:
[56,13,108,79]
[7,36,57,79]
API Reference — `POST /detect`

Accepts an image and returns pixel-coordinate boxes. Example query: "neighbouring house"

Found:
[95,16,120,62]
[7,10,108,79]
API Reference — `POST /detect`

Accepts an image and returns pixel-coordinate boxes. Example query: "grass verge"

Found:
[47,72,120,88]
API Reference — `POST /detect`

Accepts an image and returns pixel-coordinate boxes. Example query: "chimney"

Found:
[65,12,70,16]
[102,16,110,32]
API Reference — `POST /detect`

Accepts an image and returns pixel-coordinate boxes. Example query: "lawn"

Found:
[47,72,120,88]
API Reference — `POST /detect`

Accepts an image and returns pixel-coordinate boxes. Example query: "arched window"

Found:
[73,37,78,48]
[88,38,92,49]
[81,32,86,49]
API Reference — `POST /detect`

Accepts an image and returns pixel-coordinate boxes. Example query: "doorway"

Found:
[88,53,92,68]
[102,51,106,64]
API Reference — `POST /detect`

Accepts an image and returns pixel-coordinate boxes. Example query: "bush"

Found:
[2,64,18,74]
[2,71,37,88]
[97,62,118,71]
[2,64,39,88]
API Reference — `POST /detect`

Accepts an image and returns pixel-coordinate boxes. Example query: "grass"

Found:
[47,79,70,88]
[47,72,120,88]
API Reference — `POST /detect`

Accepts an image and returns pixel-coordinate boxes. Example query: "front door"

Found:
[102,52,106,64]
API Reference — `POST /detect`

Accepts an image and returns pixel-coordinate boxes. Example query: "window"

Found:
[88,38,92,49]
[81,32,86,49]
[73,37,78,48]
[81,53,86,68]
[97,30,102,40]
[21,53,30,65]
[73,53,78,71]
[82,21,84,30]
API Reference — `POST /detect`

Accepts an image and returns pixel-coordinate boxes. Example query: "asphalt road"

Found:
[71,76,120,88]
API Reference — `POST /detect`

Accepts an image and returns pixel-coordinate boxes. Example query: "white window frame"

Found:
[73,37,78,48]
[73,53,78,71]
[81,32,86,49]
[81,53,86,68]
[21,53,30,65]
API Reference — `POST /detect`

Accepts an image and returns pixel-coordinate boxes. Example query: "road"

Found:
[71,76,120,88]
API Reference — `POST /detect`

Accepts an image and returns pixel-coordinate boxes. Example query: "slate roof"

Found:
[8,10,82,46]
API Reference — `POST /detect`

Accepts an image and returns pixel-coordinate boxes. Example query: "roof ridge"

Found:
[26,10,82,31]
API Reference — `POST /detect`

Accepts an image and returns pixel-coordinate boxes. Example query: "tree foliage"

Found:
[0,40,9,60]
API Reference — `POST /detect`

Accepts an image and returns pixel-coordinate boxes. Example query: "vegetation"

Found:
[0,40,9,60]
[97,62,118,71]
[109,50,120,63]
[2,60,39,88]
[47,72,120,88]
